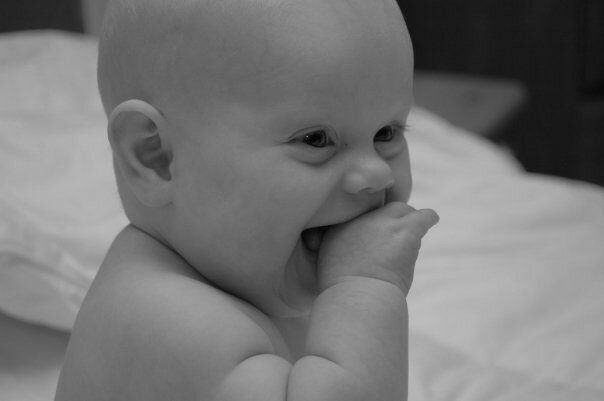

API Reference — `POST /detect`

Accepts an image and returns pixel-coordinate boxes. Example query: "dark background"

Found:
[397,0,604,186]
[1,0,603,186]
[0,0,83,33]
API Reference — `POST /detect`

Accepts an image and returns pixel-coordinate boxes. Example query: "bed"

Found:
[1,25,603,401]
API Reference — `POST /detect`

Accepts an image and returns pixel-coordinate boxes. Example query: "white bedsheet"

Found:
[407,109,604,400]
[1,31,603,401]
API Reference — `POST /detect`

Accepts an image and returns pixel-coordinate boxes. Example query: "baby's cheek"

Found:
[386,156,412,203]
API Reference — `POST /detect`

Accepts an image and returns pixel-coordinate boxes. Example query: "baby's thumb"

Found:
[401,208,439,239]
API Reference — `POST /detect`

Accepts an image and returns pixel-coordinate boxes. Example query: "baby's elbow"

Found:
[287,355,372,401]
[214,354,371,401]
[212,353,292,401]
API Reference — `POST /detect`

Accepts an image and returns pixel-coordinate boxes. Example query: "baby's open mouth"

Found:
[301,226,329,256]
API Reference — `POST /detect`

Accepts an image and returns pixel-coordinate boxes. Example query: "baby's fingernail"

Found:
[419,209,440,226]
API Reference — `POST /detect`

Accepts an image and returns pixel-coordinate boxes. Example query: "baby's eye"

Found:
[374,124,407,158]
[290,126,337,149]
[299,129,335,148]
[288,126,338,163]
[374,125,400,142]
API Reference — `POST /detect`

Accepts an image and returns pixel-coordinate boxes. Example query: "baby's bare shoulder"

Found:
[57,227,283,401]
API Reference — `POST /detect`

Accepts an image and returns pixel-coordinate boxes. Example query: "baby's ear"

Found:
[108,100,173,208]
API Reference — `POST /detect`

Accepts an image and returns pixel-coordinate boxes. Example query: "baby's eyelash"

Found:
[302,129,335,148]
[374,123,409,142]
[289,126,338,148]
[394,123,410,134]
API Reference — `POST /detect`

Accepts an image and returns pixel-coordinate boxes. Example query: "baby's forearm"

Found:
[287,277,409,401]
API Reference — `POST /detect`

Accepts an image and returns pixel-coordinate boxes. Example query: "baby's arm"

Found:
[63,203,436,401]
[216,202,438,401]
[288,203,438,401]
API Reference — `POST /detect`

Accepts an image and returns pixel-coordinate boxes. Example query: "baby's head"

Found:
[99,0,414,316]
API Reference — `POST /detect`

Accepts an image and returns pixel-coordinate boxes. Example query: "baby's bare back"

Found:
[55,225,287,401]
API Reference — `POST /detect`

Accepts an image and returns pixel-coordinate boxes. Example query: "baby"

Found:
[55,0,438,400]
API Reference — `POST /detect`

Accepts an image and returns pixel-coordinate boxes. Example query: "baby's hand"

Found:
[317,202,439,295]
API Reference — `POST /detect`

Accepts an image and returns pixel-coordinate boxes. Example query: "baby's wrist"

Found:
[319,273,410,297]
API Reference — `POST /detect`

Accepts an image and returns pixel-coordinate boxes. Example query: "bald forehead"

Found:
[105,0,408,67]
[99,0,410,113]
[180,0,410,88]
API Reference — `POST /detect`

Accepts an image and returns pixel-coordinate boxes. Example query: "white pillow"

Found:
[0,31,127,331]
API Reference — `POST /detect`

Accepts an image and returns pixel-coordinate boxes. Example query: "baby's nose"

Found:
[342,154,394,195]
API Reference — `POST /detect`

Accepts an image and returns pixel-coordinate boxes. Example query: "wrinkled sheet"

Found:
[407,108,604,400]
[1,31,603,401]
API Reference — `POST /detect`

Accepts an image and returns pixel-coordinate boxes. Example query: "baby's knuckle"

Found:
[400,231,422,249]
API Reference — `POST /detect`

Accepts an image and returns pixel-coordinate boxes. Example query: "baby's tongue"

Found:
[301,227,325,253]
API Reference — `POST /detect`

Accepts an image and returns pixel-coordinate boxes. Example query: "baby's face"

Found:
[162,0,413,316]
